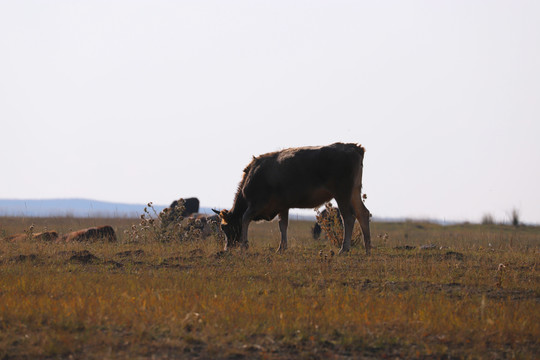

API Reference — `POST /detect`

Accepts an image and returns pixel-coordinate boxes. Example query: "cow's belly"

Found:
[253,188,334,221]
[291,188,334,209]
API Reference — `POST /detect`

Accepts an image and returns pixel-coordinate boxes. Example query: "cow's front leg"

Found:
[240,208,255,250]
[277,210,289,252]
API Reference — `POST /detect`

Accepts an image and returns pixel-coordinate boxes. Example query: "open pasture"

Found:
[1,217,539,359]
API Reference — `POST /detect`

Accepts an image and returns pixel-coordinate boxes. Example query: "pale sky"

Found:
[1,1,539,224]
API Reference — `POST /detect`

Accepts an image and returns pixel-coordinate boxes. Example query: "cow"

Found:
[3,231,59,242]
[61,225,117,242]
[213,143,371,254]
[168,197,200,217]
[312,208,342,240]
[160,197,201,230]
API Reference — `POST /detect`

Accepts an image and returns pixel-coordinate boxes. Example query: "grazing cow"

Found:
[312,208,342,240]
[3,231,59,242]
[213,143,371,254]
[160,197,201,230]
[61,225,117,242]
[168,197,200,217]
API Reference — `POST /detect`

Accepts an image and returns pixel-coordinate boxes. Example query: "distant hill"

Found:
[0,199,423,223]
[0,199,457,223]
[0,199,173,218]
[2,199,419,222]
[0,198,318,220]
[0,198,319,220]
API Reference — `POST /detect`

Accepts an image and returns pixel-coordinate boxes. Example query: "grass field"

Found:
[0,216,539,359]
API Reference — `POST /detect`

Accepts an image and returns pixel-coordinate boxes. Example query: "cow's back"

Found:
[97,225,117,242]
[242,143,364,208]
[62,226,117,242]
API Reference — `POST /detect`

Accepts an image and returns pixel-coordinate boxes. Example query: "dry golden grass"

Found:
[0,217,539,359]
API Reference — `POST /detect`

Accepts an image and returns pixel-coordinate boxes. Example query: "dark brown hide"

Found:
[169,197,200,217]
[160,198,200,230]
[61,226,117,242]
[216,143,371,254]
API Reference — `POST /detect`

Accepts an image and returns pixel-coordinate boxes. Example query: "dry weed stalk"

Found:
[496,263,507,288]
[315,203,360,248]
[123,200,205,243]
[24,224,35,241]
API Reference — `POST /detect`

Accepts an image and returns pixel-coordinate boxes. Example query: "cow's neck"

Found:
[230,190,248,219]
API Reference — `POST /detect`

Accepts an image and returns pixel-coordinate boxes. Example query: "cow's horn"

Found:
[212,209,220,215]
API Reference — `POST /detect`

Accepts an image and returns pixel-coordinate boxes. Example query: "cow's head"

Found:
[212,209,242,249]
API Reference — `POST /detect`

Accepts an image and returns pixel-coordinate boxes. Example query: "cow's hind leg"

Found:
[351,187,371,255]
[276,210,289,253]
[336,200,355,254]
